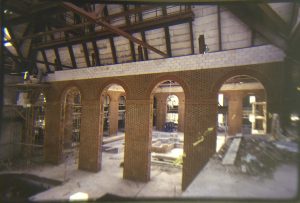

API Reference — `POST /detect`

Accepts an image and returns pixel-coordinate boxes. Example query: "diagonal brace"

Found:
[62,2,167,58]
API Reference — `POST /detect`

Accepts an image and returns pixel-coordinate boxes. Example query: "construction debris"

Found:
[217,134,298,177]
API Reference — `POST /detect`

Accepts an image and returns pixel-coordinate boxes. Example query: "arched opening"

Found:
[100,84,126,176]
[62,87,81,166]
[118,96,126,132]
[150,80,185,190]
[216,75,267,151]
[32,92,46,161]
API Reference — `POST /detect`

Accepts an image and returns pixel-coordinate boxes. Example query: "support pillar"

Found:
[78,96,102,172]
[227,92,244,135]
[123,99,151,182]
[108,92,119,136]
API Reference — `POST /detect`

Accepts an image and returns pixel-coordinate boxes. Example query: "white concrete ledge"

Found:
[44,45,285,82]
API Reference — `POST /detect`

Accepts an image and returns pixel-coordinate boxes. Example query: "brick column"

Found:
[176,93,185,132]
[44,101,63,164]
[78,95,102,172]
[182,99,217,190]
[123,99,152,182]
[227,92,244,135]
[108,92,119,136]
[64,97,73,145]
[155,94,168,131]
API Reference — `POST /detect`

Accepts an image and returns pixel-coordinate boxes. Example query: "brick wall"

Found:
[43,61,284,191]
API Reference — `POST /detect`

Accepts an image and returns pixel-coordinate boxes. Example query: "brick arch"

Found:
[59,84,83,103]
[146,75,190,99]
[211,69,271,99]
[99,78,129,98]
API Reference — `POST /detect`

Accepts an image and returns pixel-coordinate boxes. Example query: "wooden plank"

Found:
[62,2,167,58]
[92,40,101,66]
[82,42,91,67]
[222,137,241,165]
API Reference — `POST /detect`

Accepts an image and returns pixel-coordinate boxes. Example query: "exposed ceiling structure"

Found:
[2,1,300,75]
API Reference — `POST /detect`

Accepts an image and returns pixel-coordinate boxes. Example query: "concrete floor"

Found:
[28,151,181,201]
[2,132,298,201]
[183,158,298,199]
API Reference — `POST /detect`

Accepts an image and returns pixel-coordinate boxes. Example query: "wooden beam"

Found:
[162,6,171,57]
[4,47,72,69]
[62,2,167,58]
[137,5,149,60]
[33,11,194,50]
[103,5,158,20]
[109,37,118,64]
[226,4,287,51]
[68,44,77,69]
[124,5,136,61]
[217,5,222,51]
[257,4,290,37]
[290,2,299,30]
[251,29,256,46]
[189,21,194,55]
[82,42,91,67]
[92,40,101,66]
[62,21,77,69]
[41,50,51,72]
[4,2,62,26]
[53,48,62,70]
[0,0,4,134]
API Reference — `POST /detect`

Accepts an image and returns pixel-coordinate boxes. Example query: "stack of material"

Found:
[236,135,298,176]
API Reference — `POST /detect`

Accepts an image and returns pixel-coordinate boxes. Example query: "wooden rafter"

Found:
[92,40,101,66]
[257,4,290,37]
[33,11,193,50]
[62,2,167,57]
[53,48,62,70]
[162,6,172,57]
[124,5,136,61]
[82,42,91,67]
[41,50,51,72]
[68,45,77,69]
[103,6,118,64]
[290,2,299,30]
[4,46,72,69]
[4,2,62,26]
[137,5,149,60]
[109,37,118,64]
[226,4,287,51]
